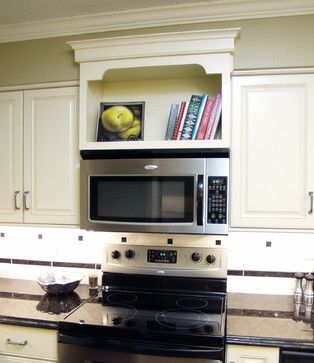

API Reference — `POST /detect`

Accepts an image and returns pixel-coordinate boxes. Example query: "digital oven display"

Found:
[147,249,177,264]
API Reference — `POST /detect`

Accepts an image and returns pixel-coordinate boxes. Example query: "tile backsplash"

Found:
[0,225,313,295]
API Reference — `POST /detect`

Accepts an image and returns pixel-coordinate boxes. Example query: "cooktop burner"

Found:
[106,292,137,304]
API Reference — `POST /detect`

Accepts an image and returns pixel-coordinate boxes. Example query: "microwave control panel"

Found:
[207,177,227,224]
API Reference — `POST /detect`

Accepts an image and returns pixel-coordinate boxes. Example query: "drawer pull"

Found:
[309,191,313,214]
[6,338,28,346]
[23,191,30,210]
[14,191,20,210]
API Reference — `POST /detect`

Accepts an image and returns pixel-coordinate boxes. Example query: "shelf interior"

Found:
[85,64,222,144]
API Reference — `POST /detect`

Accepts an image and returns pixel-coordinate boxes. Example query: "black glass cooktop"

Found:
[59,287,226,348]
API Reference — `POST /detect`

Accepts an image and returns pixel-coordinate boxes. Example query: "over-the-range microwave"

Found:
[80,155,229,235]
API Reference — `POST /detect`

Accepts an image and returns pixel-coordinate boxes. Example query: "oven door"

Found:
[58,340,224,363]
[280,349,314,362]
[80,158,206,234]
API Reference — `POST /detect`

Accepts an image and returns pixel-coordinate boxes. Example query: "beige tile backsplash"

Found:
[0,226,313,295]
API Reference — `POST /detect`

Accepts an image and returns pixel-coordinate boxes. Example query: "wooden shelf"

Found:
[69,28,239,152]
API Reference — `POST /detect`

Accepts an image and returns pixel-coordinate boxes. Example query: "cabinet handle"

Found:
[23,191,30,210]
[14,191,20,210]
[309,191,313,214]
[6,338,28,346]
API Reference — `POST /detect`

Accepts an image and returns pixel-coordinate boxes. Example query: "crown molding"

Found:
[0,0,314,43]
[68,28,240,63]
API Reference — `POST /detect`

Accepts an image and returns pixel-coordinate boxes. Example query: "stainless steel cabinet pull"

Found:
[6,338,28,346]
[309,191,313,214]
[23,191,30,210]
[14,191,20,210]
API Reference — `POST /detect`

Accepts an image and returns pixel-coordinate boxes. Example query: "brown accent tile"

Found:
[52,261,95,269]
[244,271,294,278]
[96,264,101,270]
[0,258,11,264]
[12,259,51,266]
[0,232,5,237]
[78,235,83,241]
[0,291,13,298]
[228,270,244,276]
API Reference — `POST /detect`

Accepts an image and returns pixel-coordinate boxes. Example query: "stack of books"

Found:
[165,92,222,141]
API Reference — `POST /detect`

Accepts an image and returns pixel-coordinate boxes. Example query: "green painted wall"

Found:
[0,15,313,87]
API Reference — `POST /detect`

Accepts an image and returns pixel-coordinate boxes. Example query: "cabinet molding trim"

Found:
[0,0,313,43]
[0,81,79,92]
[233,67,314,76]
[69,29,240,63]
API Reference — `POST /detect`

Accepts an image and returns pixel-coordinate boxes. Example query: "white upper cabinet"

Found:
[69,29,239,152]
[0,87,79,225]
[0,92,23,222]
[231,74,314,229]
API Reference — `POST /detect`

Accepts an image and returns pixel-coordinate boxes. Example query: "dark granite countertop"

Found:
[227,292,314,350]
[0,278,313,350]
[0,277,92,329]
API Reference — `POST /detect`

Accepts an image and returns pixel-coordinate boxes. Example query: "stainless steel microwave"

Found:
[80,157,229,235]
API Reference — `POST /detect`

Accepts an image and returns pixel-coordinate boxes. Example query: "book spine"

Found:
[196,98,214,140]
[179,95,203,140]
[209,97,222,139]
[204,92,221,140]
[191,94,208,140]
[165,103,179,140]
[172,101,187,140]
[176,104,188,139]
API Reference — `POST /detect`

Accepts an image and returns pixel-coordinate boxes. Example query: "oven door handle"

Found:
[196,174,204,226]
[58,332,224,360]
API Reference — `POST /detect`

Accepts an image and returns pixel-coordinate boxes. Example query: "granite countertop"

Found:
[227,292,314,350]
[0,278,313,350]
[0,278,93,329]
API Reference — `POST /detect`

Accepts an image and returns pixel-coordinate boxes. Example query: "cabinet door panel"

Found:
[0,92,23,223]
[227,344,279,363]
[23,87,79,224]
[231,74,314,229]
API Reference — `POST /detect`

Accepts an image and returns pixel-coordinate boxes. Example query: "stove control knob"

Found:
[125,249,135,259]
[206,254,216,264]
[191,252,201,262]
[111,250,121,260]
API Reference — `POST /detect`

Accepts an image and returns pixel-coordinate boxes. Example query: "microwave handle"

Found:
[197,175,204,226]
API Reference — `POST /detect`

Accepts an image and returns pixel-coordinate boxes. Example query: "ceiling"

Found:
[0,0,314,43]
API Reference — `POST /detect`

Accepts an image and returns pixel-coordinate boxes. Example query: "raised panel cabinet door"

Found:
[0,325,58,361]
[23,87,79,225]
[227,345,279,363]
[0,92,23,223]
[231,74,314,229]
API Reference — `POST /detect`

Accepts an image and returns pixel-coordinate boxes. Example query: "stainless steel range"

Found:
[58,243,227,363]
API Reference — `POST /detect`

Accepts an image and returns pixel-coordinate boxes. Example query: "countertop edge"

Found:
[0,316,58,330]
[227,335,314,350]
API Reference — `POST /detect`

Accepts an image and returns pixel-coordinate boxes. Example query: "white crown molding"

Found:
[0,80,79,92]
[232,67,314,76]
[0,0,314,44]
[68,28,240,63]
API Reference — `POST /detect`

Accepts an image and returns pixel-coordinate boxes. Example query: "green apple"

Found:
[101,106,134,133]
[118,118,141,140]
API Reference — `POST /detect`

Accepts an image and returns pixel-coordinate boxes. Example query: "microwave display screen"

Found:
[89,176,194,223]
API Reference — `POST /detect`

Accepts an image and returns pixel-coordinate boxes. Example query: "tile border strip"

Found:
[228,270,298,278]
[0,259,101,269]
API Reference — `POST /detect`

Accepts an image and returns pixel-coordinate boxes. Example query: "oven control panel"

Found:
[147,249,177,264]
[104,244,227,278]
